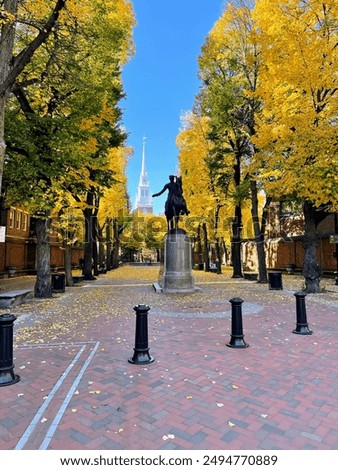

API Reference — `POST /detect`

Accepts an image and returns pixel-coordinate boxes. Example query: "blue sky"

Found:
[122,0,227,214]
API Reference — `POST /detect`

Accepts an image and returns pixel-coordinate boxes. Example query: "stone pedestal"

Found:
[159,228,195,293]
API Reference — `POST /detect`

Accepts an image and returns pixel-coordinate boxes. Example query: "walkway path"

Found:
[0,267,338,450]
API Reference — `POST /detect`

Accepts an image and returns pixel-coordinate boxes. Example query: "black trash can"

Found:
[268,271,283,290]
[51,273,66,293]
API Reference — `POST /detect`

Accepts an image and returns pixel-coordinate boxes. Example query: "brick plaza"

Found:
[1,266,338,450]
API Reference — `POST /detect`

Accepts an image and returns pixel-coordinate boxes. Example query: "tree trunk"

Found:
[92,214,99,276]
[196,224,203,269]
[0,98,6,201]
[98,230,105,265]
[231,204,243,278]
[231,152,243,278]
[221,238,229,265]
[202,222,210,272]
[83,197,95,280]
[105,218,112,270]
[111,219,120,269]
[92,239,98,275]
[58,209,74,287]
[0,1,18,194]
[215,237,222,274]
[63,240,73,287]
[250,180,268,283]
[34,217,52,298]
[302,200,322,293]
[214,205,222,274]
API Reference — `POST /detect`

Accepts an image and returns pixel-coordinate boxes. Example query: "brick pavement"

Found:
[0,267,338,450]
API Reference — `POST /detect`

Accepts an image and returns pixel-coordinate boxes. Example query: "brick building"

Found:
[242,202,337,273]
[0,206,83,277]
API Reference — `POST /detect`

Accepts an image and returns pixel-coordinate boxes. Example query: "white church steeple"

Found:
[135,137,153,214]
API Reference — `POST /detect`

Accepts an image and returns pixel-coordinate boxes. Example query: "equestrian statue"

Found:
[152,175,190,231]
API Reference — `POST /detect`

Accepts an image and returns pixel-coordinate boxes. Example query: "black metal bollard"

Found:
[226,297,249,348]
[293,292,312,335]
[128,304,154,365]
[0,314,21,387]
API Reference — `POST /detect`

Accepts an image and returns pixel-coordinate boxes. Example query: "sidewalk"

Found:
[0,266,338,450]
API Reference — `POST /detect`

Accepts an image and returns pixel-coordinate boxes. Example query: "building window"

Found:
[16,211,21,230]
[9,209,14,229]
[22,213,28,232]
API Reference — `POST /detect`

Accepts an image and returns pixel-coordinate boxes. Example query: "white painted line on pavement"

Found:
[39,341,100,450]
[15,345,87,450]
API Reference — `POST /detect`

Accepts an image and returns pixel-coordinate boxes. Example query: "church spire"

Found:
[141,136,146,177]
[135,137,153,214]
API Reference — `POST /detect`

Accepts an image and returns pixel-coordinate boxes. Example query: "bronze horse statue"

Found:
[152,175,190,231]
[164,176,189,231]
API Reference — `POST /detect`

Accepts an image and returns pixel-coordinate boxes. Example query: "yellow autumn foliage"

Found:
[177,113,217,219]
[98,145,132,221]
[252,0,338,210]
[177,112,245,244]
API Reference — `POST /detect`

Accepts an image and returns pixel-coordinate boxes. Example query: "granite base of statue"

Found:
[156,228,196,294]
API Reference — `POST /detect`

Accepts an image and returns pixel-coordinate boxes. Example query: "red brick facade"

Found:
[0,207,84,276]
[242,205,337,273]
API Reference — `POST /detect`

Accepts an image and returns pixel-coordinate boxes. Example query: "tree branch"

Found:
[5,143,30,158]
[0,0,67,95]
[11,82,35,115]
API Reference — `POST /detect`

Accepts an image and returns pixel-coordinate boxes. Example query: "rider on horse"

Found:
[152,175,189,229]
